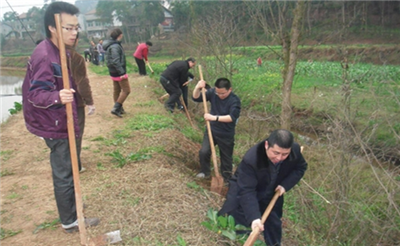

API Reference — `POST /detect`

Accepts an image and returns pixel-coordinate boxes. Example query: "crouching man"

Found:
[218,129,307,246]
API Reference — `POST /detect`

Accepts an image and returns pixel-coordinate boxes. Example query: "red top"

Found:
[257,57,262,65]
[133,43,149,61]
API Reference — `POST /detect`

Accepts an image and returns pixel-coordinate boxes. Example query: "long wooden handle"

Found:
[243,191,280,246]
[54,14,87,246]
[146,61,154,73]
[198,65,221,178]
[180,96,194,128]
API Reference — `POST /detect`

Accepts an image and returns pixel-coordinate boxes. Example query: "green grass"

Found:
[126,113,175,132]
[0,228,22,240]
[33,218,60,234]
[89,54,400,150]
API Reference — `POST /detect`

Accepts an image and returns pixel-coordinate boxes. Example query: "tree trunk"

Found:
[280,0,306,130]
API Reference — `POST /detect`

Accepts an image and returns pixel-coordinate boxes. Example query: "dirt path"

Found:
[0,71,226,246]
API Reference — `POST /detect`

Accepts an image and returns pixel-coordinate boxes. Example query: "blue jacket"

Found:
[219,140,307,225]
[22,38,79,139]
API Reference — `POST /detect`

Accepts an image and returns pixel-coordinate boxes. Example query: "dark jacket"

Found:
[219,140,307,225]
[103,39,126,76]
[22,38,80,139]
[161,60,191,87]
[69,49,93,108]
[192,88,241,137]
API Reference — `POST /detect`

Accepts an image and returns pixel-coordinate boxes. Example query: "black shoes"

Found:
[111,102,123,118]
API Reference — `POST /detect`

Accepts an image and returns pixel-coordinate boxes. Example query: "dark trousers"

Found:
[44,138,77,225]
[199,130,234,181]
[160,76,181,112]
[76,107,85,170]
[135,57,147,75]
[228,200,283,246]
[84,51,91,62]
[178,85,188,109]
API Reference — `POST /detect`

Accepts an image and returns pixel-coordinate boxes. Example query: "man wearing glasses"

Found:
[22,1,99,234]
[192,78,241,183]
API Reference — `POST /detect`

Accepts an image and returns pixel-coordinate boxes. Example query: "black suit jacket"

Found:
[219,139,307,225]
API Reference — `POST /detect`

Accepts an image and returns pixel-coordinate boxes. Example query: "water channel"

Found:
[1,70,24,123]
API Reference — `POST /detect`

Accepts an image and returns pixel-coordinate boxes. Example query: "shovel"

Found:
[198,65,224,194]
[55,14,121,246]
[243,191,280,246]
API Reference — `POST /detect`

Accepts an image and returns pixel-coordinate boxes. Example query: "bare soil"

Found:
[0,70,229,246]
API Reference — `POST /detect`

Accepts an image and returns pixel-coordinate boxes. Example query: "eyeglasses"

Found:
[62,26,80,32]
[215,90,229,96]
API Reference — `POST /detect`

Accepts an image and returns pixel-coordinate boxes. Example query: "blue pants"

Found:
[199,131,234,181]
[44,138,77,225]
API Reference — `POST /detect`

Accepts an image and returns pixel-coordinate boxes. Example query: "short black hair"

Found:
[44,1,79,38]
[267,129,294,149]
[110,28,123,40]
[146,41,153,46]
[186,57,196,63]
[215,78,231,90]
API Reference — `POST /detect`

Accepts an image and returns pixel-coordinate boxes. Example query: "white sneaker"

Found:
[79,167,87,173]
[196,173,205,178]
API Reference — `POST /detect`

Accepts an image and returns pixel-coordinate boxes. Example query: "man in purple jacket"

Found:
[218,129,307,246]
[22,1,99,233]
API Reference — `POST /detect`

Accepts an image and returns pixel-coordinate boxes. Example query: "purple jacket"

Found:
[22,38,80,139]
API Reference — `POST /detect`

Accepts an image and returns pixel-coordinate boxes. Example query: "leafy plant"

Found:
[201,208,255,244]
[8,102,22,115]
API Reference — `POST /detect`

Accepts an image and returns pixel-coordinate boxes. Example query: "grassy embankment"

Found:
[2,46,399,245]
[89,52,400,245]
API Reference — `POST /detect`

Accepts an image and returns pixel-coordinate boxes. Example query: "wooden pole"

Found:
[54,14,87,245]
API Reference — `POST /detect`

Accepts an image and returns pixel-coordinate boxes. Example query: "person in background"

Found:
[68,32,95,173]
[257,57,262,67]
[97,39,105,66]
[218,129,307,246]
[192,77,241,182]
[103,28,130,118]
[89,40,99,65]
[84,48,91,62]
[133,41,152,76]
[160,58,196,113]
[22,1,99,233]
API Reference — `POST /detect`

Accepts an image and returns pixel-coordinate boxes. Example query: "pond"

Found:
[1,70,24,123]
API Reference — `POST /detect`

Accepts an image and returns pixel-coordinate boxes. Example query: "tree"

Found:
[170,1,191,31]
[3,11,18,22]
[247,1,306,130]
[188,2,253,80]
[27,6,46,40]
[96,0,164,42]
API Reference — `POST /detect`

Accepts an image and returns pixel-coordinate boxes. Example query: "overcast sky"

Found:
[1,0,75,18]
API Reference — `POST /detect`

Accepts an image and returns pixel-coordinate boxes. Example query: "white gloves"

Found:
[87,105,95,115]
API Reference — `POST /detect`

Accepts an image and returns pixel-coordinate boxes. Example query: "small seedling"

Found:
[33,218,60,234]
[0,227,22,240]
